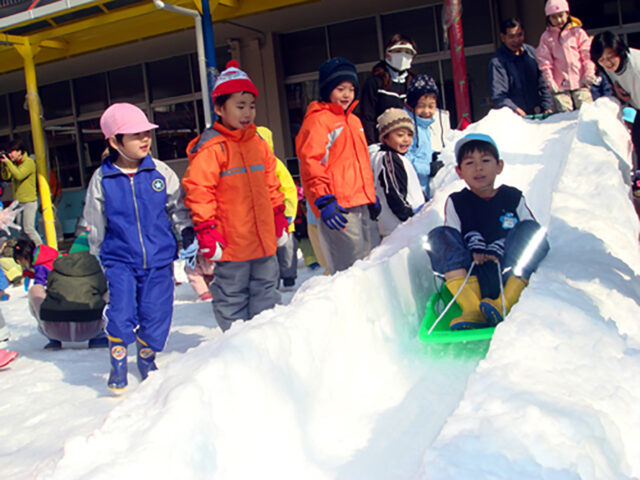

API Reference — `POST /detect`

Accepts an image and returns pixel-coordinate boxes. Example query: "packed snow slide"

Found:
[43,101,640,480]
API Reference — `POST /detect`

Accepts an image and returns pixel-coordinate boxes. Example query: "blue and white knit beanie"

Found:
[406,74,440,109]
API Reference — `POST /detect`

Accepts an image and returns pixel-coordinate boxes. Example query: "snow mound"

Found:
[31,100,640,480]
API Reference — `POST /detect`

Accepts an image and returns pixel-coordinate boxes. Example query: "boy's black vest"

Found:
[450,185,522,243]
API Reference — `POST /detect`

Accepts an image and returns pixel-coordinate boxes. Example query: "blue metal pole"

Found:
[200,0,217,123]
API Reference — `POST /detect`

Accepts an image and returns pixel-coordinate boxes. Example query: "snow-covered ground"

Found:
[2,100,640,480]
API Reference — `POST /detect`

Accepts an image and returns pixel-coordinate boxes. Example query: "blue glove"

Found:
[180,239,199,269]
[179,227,199,269]
[368,196,381,221]
[315,194,348,230]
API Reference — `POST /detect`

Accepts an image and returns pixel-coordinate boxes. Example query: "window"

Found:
[459,0,493,47]
[281,27,328,77]
[46,124,82,188]
[152,101,198,160]
[287,80,318,154]
[9,90,30,126]
[0,96,8,130]
[108,65,145,104]
[381,7,438,54]
[195,99,205,132]
[78,118,106,185]
[74,73,108,115]
[571,0,620,29]
[328,18,378,63]
[40,81,73,119]
[621,0,640,24]
[627,33,640,49]
[465,53,494,123]
[147,55,192,101]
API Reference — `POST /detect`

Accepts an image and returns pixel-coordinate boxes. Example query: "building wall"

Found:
[1,0,639,233]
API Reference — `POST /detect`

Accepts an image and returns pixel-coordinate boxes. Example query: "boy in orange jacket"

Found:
[295,57,379,274]
[182,61,288,331]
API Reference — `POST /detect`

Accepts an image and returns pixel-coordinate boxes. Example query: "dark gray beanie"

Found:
[318,57,359,102]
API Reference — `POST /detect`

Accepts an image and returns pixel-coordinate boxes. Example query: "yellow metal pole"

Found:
[14,39,57,249]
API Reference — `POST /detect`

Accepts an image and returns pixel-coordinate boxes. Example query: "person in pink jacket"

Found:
[536,0,596,112]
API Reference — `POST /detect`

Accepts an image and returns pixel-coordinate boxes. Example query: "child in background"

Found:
[293,186,321,271]
[84,103,195,392]
[536,0,595,112]
[425,134,549,330]
[304,198,329,273]
[185,255,214,302]
[404,74,450,200]
[256,126,299,290]
[38,250,109,349]
[0,268,8,301]
[296,57,379,274]
[0,346,17,368]
[183,61,288,332]
[370,108,425,237]
[12,239,62,348]
[0,240,23,287]
[0,305,10,344]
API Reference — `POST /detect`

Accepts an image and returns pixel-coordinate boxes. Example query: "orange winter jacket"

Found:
[295,100,376,217]
[183,122,284,262]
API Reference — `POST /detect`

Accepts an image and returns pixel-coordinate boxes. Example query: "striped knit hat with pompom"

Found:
[377,108,415,140]
[211,60,259,100]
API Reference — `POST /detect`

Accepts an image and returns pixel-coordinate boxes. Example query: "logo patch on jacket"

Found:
[152,178,165,192]
[500,212,518,229]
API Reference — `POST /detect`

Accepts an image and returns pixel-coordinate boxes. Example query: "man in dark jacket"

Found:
[488,18,553,116]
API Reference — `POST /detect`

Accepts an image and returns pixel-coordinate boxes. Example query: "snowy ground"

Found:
[2,100,640,480]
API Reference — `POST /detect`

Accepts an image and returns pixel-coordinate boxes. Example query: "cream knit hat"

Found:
[377,108,415,140]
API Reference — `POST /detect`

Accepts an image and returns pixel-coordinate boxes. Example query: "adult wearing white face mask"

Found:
[360,34,417,145]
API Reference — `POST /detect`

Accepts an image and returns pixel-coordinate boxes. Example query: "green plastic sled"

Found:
[524,112,554,121]
[418,283,496,344]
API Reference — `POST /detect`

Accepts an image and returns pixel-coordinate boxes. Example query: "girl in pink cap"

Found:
[83,103,195,392]
[536,0,596,112]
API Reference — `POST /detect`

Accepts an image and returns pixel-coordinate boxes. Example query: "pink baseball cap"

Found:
[100,103,158,139]
[545,0,569,16]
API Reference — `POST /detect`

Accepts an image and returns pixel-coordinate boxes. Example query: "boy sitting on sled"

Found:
[425,133,549,330]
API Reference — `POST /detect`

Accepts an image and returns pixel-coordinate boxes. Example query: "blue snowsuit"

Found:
[83,154,192,351]
[405,112,434,199]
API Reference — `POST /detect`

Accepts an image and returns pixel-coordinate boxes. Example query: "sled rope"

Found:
[496,259,507,321]
[428,262,476,335]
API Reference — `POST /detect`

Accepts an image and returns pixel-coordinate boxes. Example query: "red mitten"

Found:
[22,269,34,279]
[194,221,227,261]
[274,204,289,246]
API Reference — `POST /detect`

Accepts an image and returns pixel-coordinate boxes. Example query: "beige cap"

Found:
[377,108,415,140]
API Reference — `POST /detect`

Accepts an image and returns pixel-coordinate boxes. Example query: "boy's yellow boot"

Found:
[446,276,490,330]
[479,276,528,325]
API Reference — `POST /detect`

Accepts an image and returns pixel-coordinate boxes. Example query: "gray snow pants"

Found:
[210,255,280,332]
[276,234,298,281]
[317,204,379,274]
[20,201,42,246]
